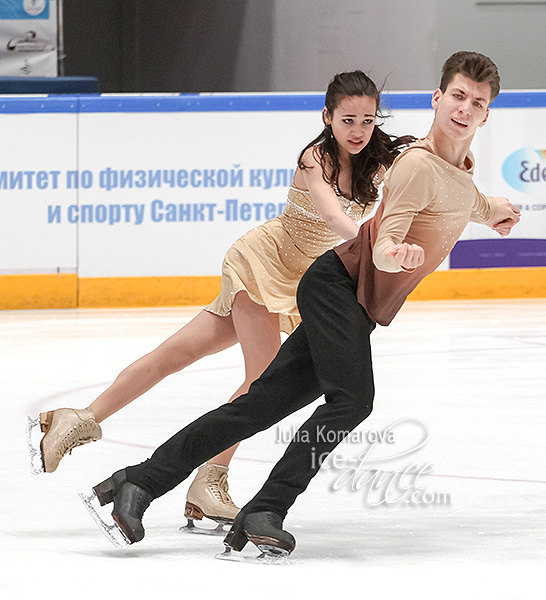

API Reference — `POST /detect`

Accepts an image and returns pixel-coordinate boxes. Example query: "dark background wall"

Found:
[63,0,273,92]
[62,0,546,94]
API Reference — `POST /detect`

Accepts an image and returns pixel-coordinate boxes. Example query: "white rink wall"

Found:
[1,92,545,308]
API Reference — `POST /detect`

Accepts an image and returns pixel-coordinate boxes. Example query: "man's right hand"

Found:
[384,243,425,271]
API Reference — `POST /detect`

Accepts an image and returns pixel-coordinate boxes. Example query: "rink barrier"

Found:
[0,274,77,309]
[77,275,220,309]
[405,267,546,302]
[2,91,545,310]
[1,268,544,310]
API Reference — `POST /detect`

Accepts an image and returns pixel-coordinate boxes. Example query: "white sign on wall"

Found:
[0,106,78,274]
[1,92,545,282]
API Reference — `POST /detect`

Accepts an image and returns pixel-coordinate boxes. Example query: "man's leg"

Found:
[125,323,323,499]
[242,250,376,519]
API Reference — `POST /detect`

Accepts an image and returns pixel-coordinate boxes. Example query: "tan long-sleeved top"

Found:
[335,138,495,326]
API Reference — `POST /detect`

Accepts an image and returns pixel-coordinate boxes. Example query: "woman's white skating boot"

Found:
[184,464,240,523]
[39,407,102,472]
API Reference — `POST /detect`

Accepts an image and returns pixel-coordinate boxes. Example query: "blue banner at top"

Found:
[0,0,50,20]
[0,91,545,114]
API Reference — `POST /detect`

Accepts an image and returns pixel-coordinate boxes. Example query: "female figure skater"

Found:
[81,52,521,558]
[35,70,414,527]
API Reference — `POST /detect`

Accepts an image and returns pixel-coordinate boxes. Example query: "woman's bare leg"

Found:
[40,309,239,473]
[207,291,282,467]
[89,310,239,423]
[184,292,282,522]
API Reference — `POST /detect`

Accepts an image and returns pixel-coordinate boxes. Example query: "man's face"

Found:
[431,73,491,142]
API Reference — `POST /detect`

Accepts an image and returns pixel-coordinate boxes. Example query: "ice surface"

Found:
[1,301,545,598]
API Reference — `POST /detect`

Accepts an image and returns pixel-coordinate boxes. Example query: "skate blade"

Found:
[180,518,231,536]
[25,415,45,475]
[78,489,131,550]
[215,544,290,565]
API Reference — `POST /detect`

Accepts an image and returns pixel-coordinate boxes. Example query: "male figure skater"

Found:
[84,51,521,557]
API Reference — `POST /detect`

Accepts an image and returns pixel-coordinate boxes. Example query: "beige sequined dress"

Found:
[205,185,373,333]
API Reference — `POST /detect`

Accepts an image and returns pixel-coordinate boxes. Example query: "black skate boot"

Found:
[92,469,153,544]
[219,510,296,562]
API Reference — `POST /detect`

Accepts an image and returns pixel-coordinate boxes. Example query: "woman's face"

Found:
[324,95,377,161]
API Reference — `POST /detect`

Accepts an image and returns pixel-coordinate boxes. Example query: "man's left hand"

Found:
[490,197,521,237]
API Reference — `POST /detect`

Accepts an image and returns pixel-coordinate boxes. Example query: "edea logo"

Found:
[24,0,47,17]
[502,148,546,193]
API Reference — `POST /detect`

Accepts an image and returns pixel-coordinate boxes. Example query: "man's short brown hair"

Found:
[440,51,500,102]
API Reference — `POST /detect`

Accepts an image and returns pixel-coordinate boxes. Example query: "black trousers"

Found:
[126,250,376,519]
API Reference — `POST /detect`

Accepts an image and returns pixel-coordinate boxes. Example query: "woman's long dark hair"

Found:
[298,70,415,207]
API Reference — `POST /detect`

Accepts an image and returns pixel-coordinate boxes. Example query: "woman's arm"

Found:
[299,148,360,240]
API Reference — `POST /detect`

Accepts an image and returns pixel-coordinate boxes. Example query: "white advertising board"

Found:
[76,106,320,277]
[0,99,77,274]
[1,92,545,281]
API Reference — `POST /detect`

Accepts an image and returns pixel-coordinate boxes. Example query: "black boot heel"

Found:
[93,477,115,505]
[93,469,127,506]
[223,513,248,552]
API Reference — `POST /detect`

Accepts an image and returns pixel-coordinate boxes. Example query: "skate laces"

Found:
[56,418,100,460]
[133,488,152,515]
[208,469,236,507]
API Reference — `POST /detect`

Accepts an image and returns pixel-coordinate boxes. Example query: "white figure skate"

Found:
[26,408,102,474]
[180,464,239,536]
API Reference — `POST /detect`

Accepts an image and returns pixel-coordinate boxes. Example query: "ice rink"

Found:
[1,299,545,599]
